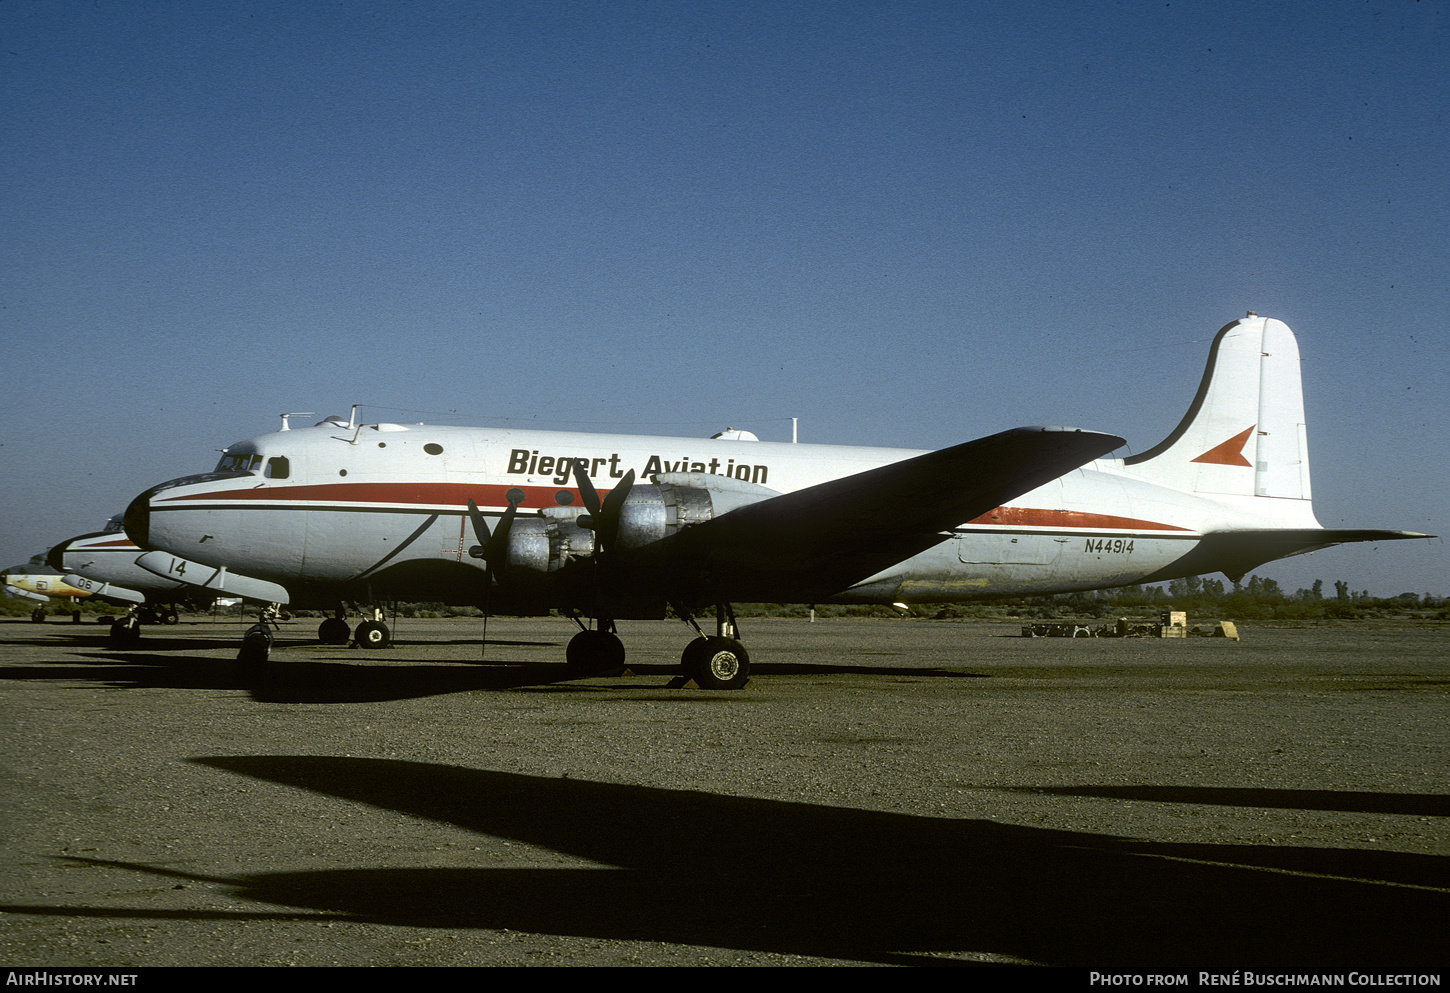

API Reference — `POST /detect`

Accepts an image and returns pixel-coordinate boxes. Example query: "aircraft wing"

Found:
[643,426,1126,603]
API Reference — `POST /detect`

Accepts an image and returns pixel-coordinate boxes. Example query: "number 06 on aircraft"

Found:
[123,314,1429,687]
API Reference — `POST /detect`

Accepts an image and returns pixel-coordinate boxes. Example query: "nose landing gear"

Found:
[237,604,285,663]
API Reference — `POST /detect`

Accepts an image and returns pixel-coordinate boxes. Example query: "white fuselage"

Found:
[125,418,1321,608]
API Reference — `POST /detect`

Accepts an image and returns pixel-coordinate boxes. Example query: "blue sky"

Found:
[2,0,1445,596]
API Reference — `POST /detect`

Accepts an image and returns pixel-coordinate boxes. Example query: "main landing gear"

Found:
[564,604,751,690]
[316,607,392,649]
[29,606,82,624]
[677,603,750,690]
[566,618,626,675]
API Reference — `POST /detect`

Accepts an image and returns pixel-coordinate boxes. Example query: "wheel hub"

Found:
[707,649,739,681]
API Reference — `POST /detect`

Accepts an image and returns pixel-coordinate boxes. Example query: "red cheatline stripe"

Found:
[967,507,1191,531]
[161,484,1191,531]
[159,481,606,509]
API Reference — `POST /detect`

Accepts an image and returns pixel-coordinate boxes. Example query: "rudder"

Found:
[1122,314,1311,502]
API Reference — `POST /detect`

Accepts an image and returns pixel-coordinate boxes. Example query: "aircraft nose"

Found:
[45,542,68,573]
[123,490,151,548]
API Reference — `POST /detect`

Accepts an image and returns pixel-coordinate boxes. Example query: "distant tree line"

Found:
[971,575,1447,622]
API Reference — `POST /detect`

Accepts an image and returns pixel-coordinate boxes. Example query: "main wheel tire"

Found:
[318,617,351,644]
[682,636,750,690]
[354,620,391,649]
[566,629,625,675]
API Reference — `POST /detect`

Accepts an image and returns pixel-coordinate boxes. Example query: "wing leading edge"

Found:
[645,426,1126,604]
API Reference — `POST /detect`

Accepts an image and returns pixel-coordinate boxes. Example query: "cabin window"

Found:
[424,443,444,456]
[265,457,290,479]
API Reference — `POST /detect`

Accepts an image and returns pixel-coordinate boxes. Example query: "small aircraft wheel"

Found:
[163,607,180,625]
[354,620,391,649]
[682,636,750,690]
[30,608,45,623]
[237,627,272,663]
[566,629,625,675]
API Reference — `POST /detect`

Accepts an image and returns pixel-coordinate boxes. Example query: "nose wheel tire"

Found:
[682,636,750,690]
[238,625,273,663]
[109,616,142,646]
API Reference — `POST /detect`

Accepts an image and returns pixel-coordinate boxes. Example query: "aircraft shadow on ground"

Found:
[0,645,992,703]
[0,652,587,701]
[21,759,1448,968]
[750,662,989,679]
[1018,785,1450,818]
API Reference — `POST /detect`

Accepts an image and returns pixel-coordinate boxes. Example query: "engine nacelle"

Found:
[498,473,779,576]
[617,473,781,549]
[614,481,713,549]
[502,508,595,578]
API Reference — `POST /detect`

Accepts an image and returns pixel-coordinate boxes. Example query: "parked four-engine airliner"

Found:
[44,517,219,642]
[121,314,1429,687]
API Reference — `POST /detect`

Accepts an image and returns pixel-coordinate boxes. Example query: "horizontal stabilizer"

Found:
[1141,528,1435,585]
[654,426,1125,601]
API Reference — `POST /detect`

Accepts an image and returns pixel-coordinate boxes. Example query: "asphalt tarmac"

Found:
[0,614,1446,968]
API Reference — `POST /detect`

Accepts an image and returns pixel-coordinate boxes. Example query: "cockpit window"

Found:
[215,453,262,472]
[265,456,290,479]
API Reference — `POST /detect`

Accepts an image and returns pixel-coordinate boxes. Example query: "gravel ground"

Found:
[1,614,1446,968]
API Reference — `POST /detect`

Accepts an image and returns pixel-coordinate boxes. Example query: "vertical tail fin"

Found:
[1123,314,1311,503]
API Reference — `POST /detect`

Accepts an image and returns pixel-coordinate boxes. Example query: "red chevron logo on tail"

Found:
[1192,425,1255,466]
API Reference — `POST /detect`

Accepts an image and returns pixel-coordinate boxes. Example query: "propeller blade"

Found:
[490,502,517,567]
[601,469,636,517]
[466,499,492,555]
[573,460,603,517]
[597,469,635,552]
[468,497,519,585]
